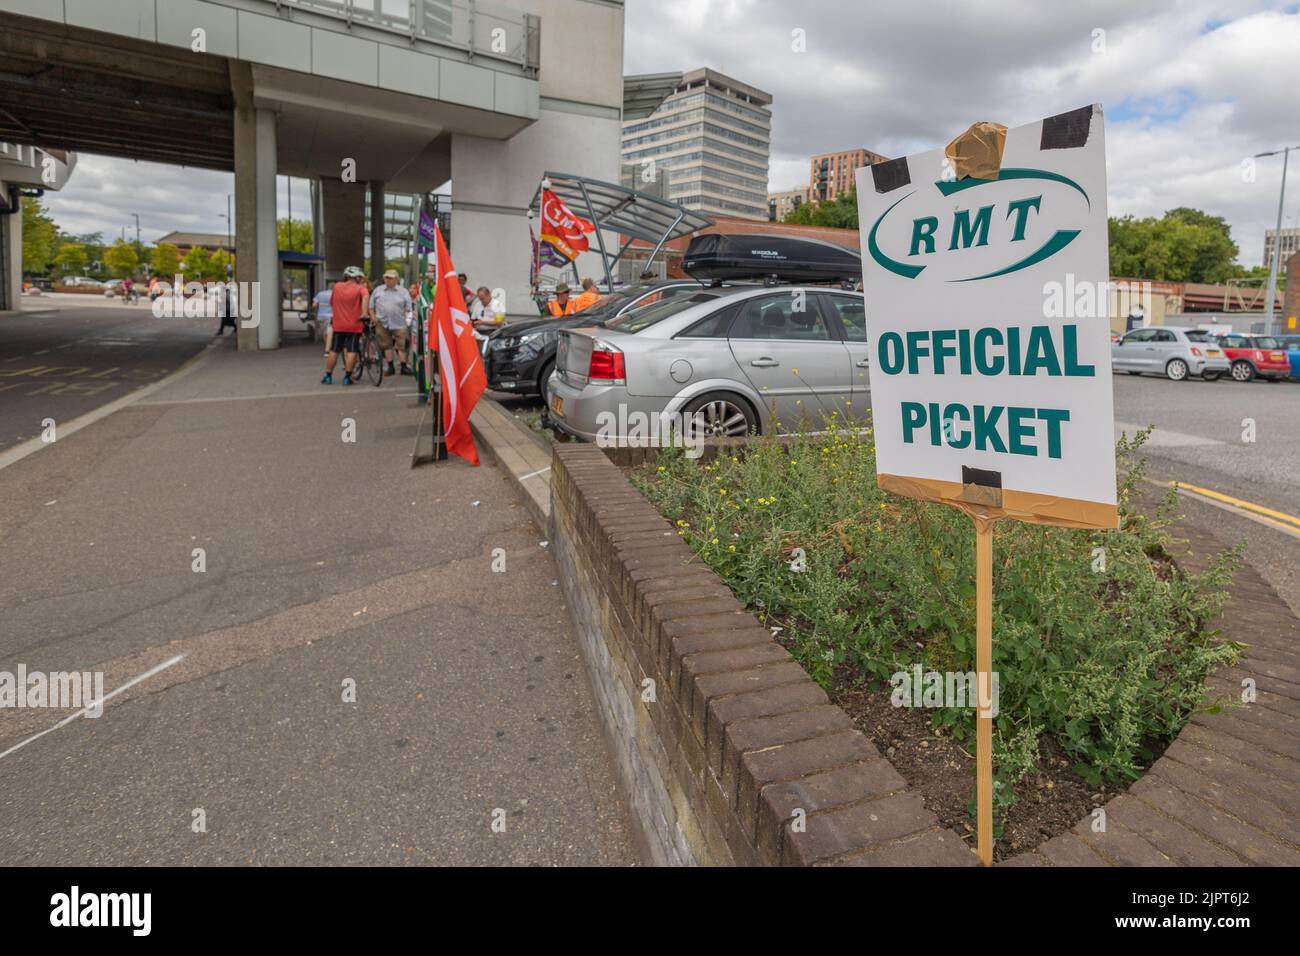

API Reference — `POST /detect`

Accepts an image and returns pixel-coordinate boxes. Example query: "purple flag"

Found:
[417,209,439,250]
[530,224,568,268]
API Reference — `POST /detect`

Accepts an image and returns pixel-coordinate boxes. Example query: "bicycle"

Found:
[354,320,384,386]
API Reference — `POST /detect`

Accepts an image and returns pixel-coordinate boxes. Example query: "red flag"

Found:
[431,224,487,465]
[539,187,594,260]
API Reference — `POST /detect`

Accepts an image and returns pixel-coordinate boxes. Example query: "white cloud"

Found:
[39,1,1300,267]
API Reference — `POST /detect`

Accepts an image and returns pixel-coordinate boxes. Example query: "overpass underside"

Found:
[0,0,625,340]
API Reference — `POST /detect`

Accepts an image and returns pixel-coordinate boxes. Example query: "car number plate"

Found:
[551,395,564,418]
[1206,349,1220,356]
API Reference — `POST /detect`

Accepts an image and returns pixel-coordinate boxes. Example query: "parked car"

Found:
[102,279,123,297]
[1277,334,1300,379]
[546,285,870,441]
[1215,333,1291,382]
[1110,326,1229,381]
[487,280,731,397]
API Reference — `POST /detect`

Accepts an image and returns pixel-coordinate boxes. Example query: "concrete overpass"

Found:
[0,141,75,310]
[0,0,626,346]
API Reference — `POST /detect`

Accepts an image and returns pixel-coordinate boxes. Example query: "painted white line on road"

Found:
[519,466,551,481]
[137,388,414,407]
[0,345,216,473]
[0,654,186,762]
[1116,422,1224,448]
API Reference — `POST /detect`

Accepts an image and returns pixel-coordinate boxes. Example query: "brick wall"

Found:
[549,442,976,866]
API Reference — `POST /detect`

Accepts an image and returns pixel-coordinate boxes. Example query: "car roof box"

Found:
[681,233,861,284]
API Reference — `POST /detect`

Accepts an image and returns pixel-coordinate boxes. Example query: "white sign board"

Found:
[856,105,1116,526]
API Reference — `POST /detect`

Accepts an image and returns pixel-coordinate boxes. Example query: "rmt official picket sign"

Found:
[856,105,1117,868]
[857,104,1117,529]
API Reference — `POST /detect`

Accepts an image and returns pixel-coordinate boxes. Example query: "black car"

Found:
[485,280,717,396]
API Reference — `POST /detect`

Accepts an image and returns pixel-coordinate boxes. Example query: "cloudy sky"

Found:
[45,0,1300,267]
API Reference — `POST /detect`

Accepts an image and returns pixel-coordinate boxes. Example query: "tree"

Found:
[205,249,232,281]
[103,239,140,278]
[52,242,89,277]
[181,245,212,281]
[1108,208,1243,283]
[783,188,859,229]
[151,242,181,278]
[277,218,313,253]
[21,197,58,273]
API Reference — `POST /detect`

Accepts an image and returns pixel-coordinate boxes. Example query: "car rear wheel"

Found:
[536,358,555,396]
[1230,360,1255,382]
[1165,359,1188,381]
[683,392,757,439]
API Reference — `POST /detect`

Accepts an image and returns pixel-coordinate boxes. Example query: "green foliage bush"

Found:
[633,416,1241,816]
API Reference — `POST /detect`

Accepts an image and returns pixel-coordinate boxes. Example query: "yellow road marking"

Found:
[1166,481,1300,531]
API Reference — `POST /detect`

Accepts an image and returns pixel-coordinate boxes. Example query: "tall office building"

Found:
[1263,226,1300,272]
[621,67,772,221]
[809,148,888,203]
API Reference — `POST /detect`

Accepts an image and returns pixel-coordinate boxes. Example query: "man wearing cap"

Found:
[322,265,369,385]
[547,282,577,317]
[370,269,414,376]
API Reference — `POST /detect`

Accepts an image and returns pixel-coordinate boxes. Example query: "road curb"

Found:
[469,396,553,531]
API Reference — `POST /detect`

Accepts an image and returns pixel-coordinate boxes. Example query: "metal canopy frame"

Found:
[530,171,713,291]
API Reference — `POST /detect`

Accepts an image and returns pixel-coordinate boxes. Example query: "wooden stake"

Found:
[974,515,995,866]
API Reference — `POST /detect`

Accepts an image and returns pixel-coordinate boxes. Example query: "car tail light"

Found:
[1254,350,1265,361]
[1190,347,1203,357]
[588,343,626,384]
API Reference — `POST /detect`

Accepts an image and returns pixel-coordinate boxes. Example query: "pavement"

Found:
[0,309,637,866]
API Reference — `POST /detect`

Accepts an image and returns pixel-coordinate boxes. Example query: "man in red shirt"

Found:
[322,266,370,386]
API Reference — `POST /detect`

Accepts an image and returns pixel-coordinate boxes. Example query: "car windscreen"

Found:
[1254,336,1281,349]
[607,292,724,333]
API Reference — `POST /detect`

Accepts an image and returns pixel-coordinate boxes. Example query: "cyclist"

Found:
[321,265,369,386]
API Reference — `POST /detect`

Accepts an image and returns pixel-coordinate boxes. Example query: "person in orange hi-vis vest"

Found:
[572,277,603,313]
[547,282,577,316]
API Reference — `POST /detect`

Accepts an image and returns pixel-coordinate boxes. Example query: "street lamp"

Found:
[1255,145,1298,332]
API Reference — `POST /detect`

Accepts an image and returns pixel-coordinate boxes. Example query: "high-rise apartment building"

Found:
[621,67,772,221]
[809,148,888,203]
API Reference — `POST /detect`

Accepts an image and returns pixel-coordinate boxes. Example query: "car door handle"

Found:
[750,358,779,368]
[855,359,870,368]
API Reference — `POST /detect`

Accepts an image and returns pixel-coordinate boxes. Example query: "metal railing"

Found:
[269,0,539,72]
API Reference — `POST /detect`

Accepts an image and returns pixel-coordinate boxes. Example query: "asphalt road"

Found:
[1111,371,1300,616]
[0,295,216,451]
[0,335,637,865]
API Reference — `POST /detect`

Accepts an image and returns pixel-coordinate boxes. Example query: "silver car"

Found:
[1111,325,1229,381]
[545,285,869,442]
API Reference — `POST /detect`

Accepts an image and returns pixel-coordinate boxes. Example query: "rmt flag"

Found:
[539,187,594,261]
[431,223,486,465]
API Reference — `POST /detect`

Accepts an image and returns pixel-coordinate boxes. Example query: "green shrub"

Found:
[634,414,1241,815]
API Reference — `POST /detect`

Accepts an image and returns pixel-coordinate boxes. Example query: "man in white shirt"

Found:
[369,270,415,375]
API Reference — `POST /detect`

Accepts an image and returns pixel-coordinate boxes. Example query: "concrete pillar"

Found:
[450,110,621,320]
[231,60,280,350]
[0,185,20,312]
[368,180,385,282]
[320,177,366,275]
[254,109,279,349]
